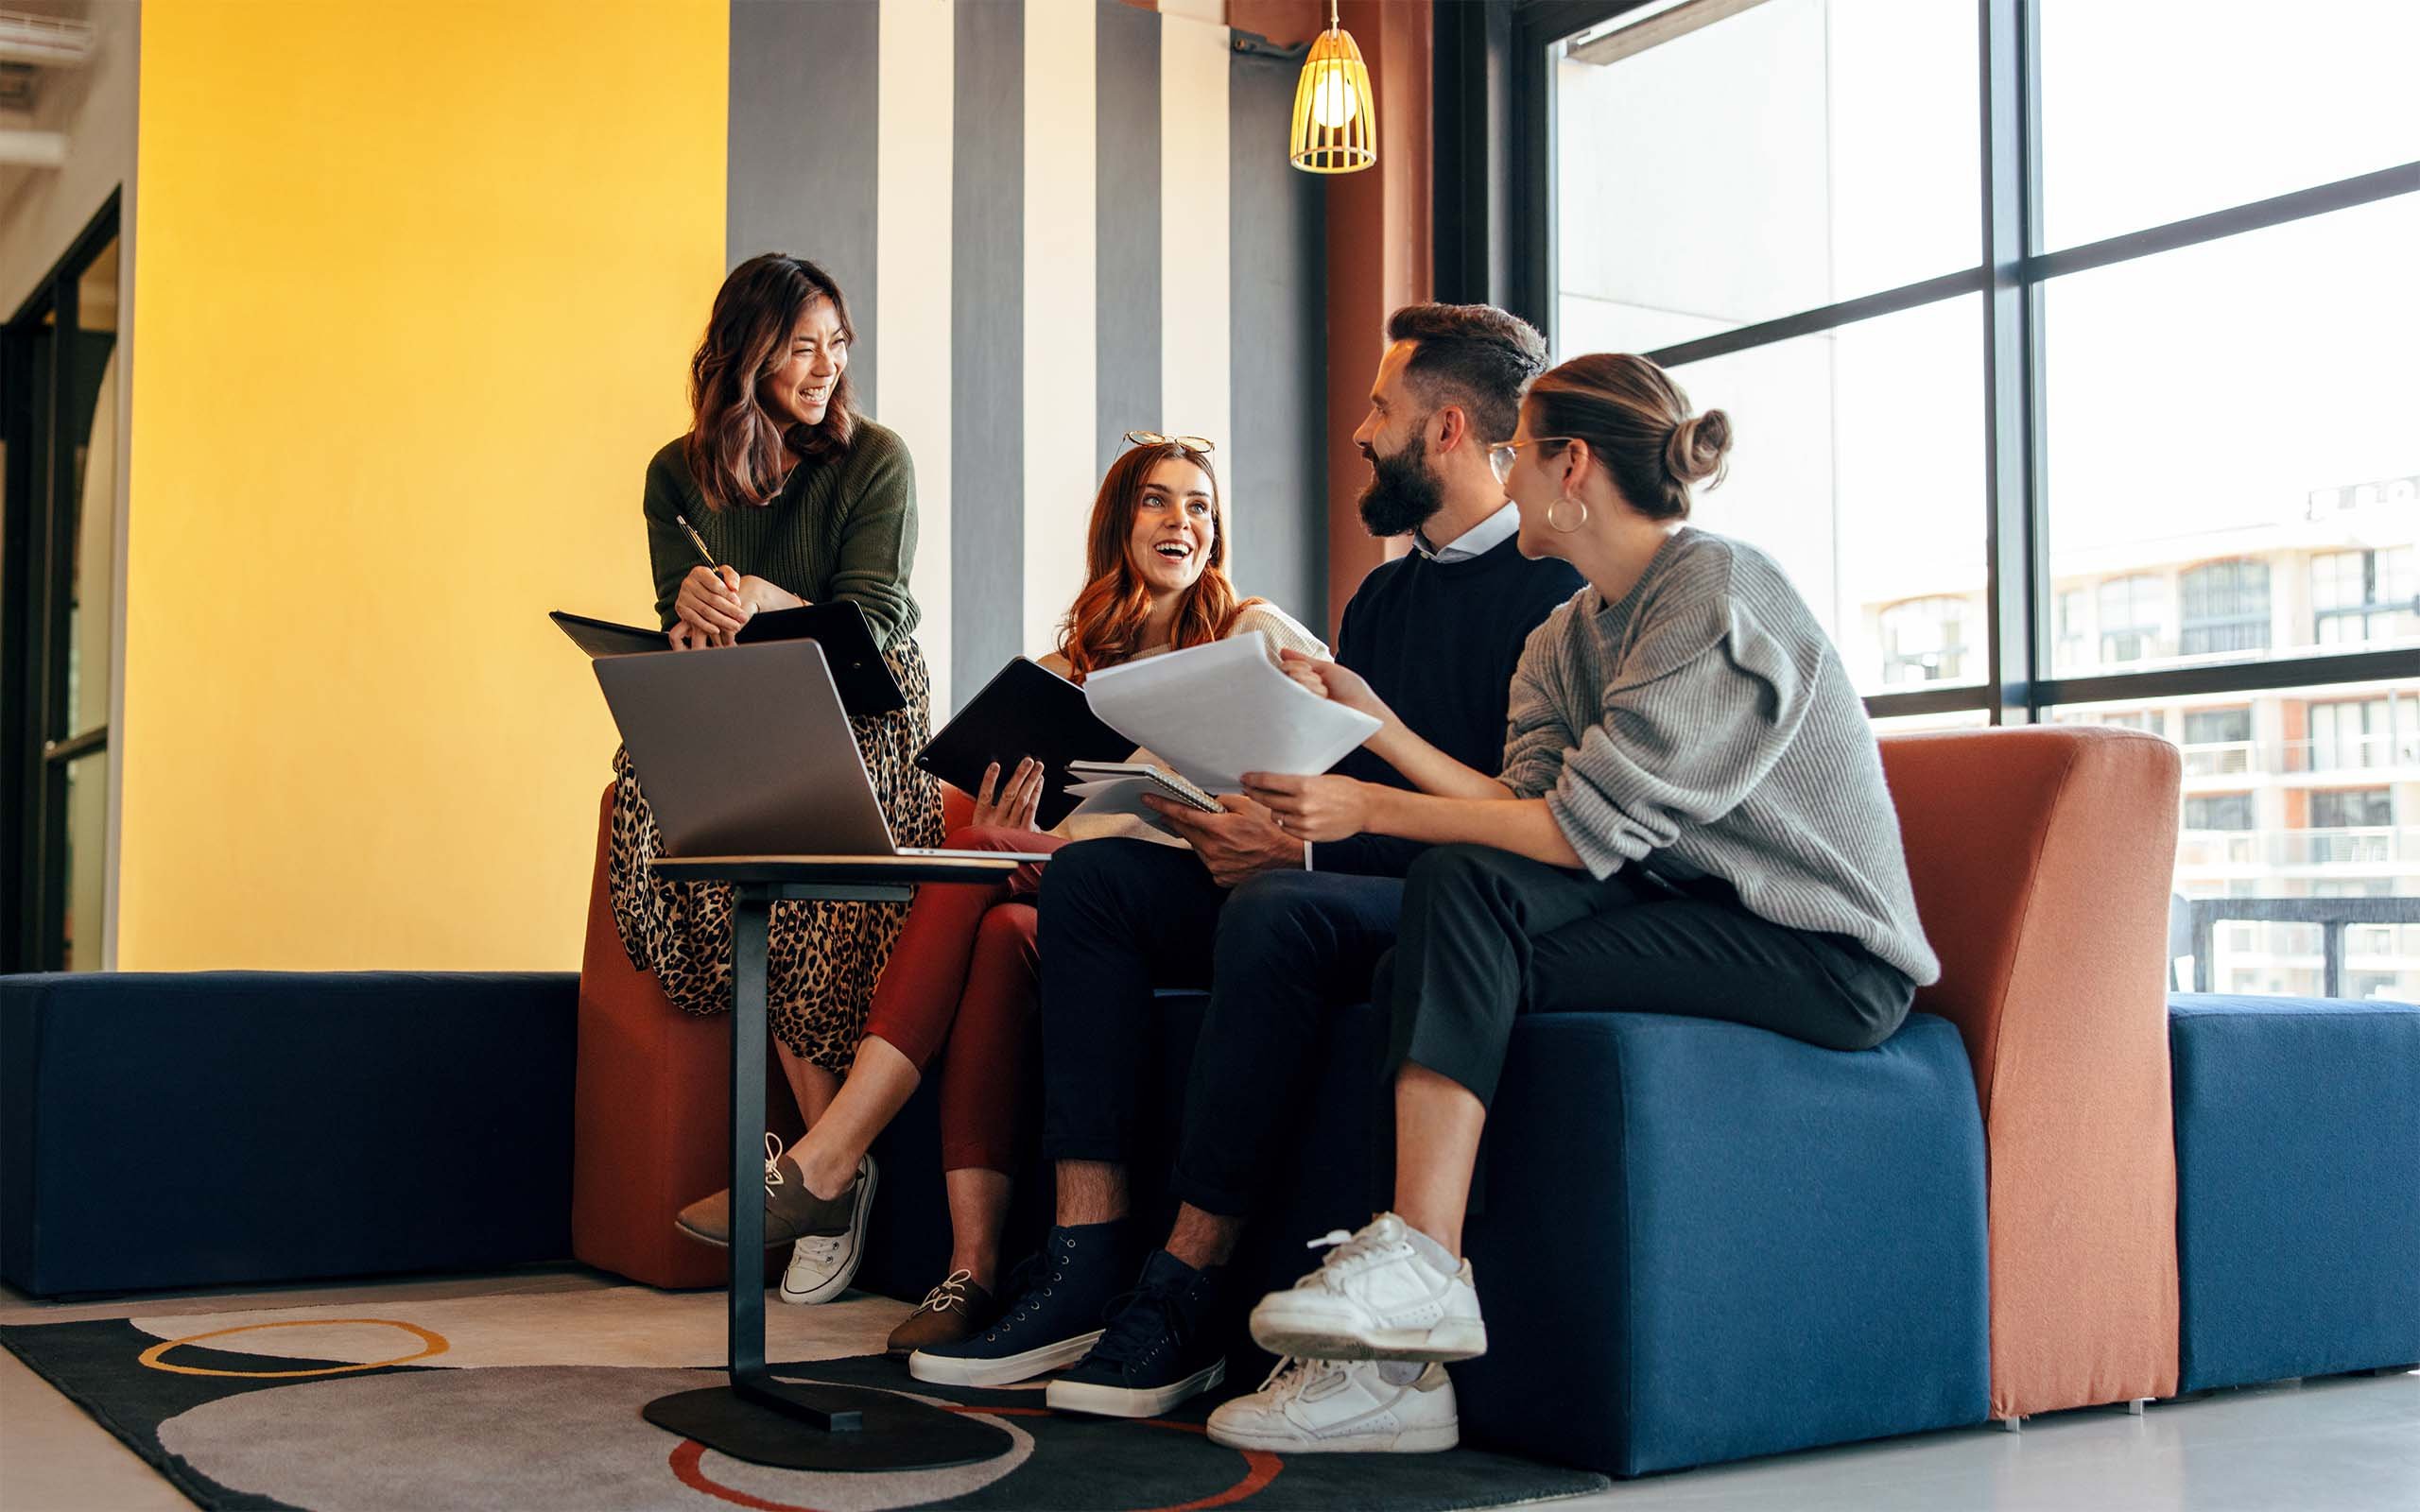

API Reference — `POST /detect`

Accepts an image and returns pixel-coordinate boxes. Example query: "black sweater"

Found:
[1314,535,1586,878]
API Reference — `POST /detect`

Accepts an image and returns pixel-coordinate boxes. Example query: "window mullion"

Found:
[1979,0,2042,724]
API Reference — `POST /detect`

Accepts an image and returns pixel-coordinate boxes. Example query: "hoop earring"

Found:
[1547,494,1589,534]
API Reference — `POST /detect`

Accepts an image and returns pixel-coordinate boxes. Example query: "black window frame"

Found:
[1450,0,2420,724]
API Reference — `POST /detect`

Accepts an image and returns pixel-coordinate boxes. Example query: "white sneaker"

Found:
[777,1154,877,1306]
[1208,1356,1460,1453]
[1248,1213,1487,1362]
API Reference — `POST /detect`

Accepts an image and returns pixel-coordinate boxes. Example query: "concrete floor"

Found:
[3,1266,2413,1512]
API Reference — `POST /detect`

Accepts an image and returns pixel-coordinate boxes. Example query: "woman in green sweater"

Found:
[608,254,941,1302]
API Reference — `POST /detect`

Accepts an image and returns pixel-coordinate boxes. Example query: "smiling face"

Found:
[760,296,849,428]
[1125,455,1218,595]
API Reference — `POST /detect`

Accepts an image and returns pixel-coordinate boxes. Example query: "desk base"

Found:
[643,1377,1010,1471]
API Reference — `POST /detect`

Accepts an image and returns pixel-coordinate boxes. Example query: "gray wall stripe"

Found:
[952,0,1025,699]
[728,0,882,409]
[1228,47,1328,633]
[1095,0,1162,479]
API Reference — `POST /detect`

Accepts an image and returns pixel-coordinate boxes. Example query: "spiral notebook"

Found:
[1063,760,1221,814]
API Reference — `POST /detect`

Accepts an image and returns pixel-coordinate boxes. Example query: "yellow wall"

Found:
[122,1,727,969]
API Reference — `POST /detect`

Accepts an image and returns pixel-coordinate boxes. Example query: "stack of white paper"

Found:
[1073,632,1380,796]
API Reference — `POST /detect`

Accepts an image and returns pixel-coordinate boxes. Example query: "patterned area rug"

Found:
[2,1286,1609,1510]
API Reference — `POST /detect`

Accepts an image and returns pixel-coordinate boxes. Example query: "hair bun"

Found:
[1664,408,1733,488]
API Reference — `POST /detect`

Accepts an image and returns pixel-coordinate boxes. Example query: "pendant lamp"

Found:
[1288,0,1376,175]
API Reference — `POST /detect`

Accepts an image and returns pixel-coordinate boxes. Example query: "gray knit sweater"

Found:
[1500,527,1941,985]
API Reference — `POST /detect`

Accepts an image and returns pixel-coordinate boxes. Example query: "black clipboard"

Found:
[915,659,1133,829]
[549,602,906,718]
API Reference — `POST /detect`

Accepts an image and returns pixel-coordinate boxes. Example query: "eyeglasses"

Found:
[1486,436,1573,484]
[1124,430,1216,455]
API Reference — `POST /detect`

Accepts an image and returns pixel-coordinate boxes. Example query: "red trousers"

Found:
[859,826,1066,1173]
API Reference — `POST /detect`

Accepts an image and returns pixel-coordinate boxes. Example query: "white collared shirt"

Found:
[1413,501,1521,563]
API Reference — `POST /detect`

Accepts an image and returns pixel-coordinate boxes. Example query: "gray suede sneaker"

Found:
[674,1135,858,1250]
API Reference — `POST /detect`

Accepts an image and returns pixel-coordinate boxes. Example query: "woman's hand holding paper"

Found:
[1277,648,1393,723]
[1240,771,1379,843]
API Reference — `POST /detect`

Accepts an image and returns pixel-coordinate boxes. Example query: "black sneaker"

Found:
[1045,1250,1227,1418]
[908,1223,1130,1388]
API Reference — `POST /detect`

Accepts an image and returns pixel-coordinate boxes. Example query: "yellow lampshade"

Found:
[1289,21,1376,175]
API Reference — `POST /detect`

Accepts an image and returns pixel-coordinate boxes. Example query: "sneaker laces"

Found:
[983,1246,1063,1339]
[1256,1353,1349,1403]
[1300,1218,1404,1286]
[1088,1273,1197,1369]
[917,1268,976,1315]
[792,1230,844,1267]
[760,1133,787,1200]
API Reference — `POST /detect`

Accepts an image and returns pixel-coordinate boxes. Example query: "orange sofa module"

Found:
[1883,727,2184,1418]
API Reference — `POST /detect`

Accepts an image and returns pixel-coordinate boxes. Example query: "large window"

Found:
[1509,0,2420,999]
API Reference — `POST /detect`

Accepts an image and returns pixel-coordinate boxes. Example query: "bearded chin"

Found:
[1357,440,1443,538]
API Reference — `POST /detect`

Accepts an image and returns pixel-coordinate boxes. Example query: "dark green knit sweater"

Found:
[641,419,921,651]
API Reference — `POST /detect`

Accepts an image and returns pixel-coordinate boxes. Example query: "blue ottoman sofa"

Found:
[863,991,1990,1478]
[1,971,577,1297]
[2168,993,2420,1393]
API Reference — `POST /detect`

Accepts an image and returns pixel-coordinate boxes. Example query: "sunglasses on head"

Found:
[1123,430,1217,455]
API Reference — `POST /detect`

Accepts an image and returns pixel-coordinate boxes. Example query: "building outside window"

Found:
[2178,559,2271,657]
[2312,788,2395,831]
[2098,576,2168,664]
[2312,546,2419,646]
[2185,794,2256,832]
[2180,707,2253,776]
[1878,596,1968,685]
[2305,697,2400,774]
[2055,588,2092,669]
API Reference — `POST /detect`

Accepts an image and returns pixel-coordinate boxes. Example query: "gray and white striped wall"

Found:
[729,0,1326,713]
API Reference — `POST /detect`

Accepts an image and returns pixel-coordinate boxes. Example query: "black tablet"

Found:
[549,602,907,719]
[916,659,1133,829]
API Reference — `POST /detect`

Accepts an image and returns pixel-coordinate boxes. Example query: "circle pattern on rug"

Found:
[139,1318,450,1379]
[154,1366,1038,1512]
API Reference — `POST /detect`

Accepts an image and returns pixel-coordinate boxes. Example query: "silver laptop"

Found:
[593,639,1047,862]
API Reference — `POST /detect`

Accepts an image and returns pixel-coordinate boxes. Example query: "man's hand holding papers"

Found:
[1143,792,1305,885]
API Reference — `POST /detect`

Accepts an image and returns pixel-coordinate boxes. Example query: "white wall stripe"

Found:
[877,0,958,713]
[1022,1,1099,663]
[1158,9,1234,558]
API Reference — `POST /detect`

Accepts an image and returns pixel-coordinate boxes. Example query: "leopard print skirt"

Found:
[606,638,944,1074]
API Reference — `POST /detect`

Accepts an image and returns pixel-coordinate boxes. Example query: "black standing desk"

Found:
[639,854,1025,1471]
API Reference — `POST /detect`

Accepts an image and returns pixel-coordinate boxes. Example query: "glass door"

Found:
[3,196,120,972]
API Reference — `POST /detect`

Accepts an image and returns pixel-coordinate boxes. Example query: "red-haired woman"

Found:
[608,253,942,1290]
[737,433,1320,1352]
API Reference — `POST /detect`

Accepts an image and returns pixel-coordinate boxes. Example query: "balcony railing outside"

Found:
[2181,740,2256,776]
[2177,826,2419,869]
[2281,731,2420,773]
